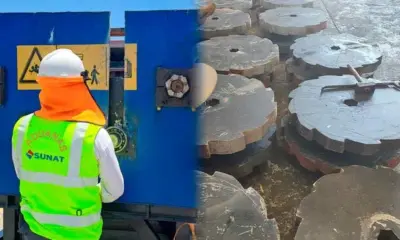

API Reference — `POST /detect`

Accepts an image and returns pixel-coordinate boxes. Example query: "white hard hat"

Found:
[38,49,85,77]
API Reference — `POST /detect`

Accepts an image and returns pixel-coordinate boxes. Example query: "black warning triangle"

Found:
[19,47,43,83]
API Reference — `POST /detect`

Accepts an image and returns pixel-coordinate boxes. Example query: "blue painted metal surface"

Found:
[0,12,110,195]
[121,10,199,208]
[0,6,199,210]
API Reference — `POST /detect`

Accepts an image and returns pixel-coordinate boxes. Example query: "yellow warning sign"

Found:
[17,44,109,90]
[124,44,137,90]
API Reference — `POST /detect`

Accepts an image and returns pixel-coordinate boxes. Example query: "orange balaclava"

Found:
[35,49,106,126]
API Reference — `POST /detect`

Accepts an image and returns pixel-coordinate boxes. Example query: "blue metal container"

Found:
[0,2,198,215]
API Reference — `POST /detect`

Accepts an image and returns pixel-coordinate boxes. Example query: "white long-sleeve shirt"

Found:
[12,128,124,203]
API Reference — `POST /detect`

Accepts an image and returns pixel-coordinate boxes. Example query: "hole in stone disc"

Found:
[331,45,341,50]
[205,98,220,107]
[230,48,239,53]
[212,17,219,20]
[343,99,358,107]
[290,14,297,17]
[378,230,399,240]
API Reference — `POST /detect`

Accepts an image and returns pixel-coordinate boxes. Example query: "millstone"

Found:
[290,33,382,76]
[285,57,375,84]
[259,7,327,36]
[259,7,327,54]
[198,74,277,158]
[261,0,314,10]
[196,171,280,240]
[198,35,279,78]
[200,125,276,178]
[288,75,400,156]
[200,9,251,39]
[279,115,400,174]
[211,0,253,13]
[295,166,400,240]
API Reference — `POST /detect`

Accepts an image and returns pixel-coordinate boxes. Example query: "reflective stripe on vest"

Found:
[16,114,98,188]
[19,170,98,187]
[20,205,101,228]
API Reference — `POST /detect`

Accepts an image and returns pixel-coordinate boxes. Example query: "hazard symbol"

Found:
[19,47,43,83]
[17,45,57,90]
[17,44,109,90]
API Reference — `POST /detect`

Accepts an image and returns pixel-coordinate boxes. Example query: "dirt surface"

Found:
[240,62,321,240]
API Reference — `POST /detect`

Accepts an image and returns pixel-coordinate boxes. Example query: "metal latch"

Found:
[320,65,400,101]
[0,67,5,106]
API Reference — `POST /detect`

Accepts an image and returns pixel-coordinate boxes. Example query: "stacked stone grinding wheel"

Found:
[286,33,383,85]
[279,75,400,174]
[259,7,328,54]
[211,0,253,13]
[199,35,279,87]
[198,74,277,179]
[295,166,400,240]
[261,0,314,10]
[200,9,252,39]
[209,0,261,25]
[195,171,280,240]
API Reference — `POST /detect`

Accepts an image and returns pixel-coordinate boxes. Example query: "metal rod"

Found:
[347,64,363,83]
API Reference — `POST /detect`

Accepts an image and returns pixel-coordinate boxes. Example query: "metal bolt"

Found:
[165,74,190,98]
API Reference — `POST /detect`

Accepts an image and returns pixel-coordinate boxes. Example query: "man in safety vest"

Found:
[11,49,125,240]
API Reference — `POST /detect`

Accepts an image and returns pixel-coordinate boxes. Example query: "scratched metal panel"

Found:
[0,12,110,196]
[122,10,199,208]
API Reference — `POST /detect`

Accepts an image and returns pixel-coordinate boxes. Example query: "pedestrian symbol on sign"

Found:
[91,65,100,85]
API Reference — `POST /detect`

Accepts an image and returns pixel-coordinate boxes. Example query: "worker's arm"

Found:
[11,119,23,179]
[94,128,124,203]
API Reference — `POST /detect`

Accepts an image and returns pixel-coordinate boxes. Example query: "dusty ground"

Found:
[240,62,321,240]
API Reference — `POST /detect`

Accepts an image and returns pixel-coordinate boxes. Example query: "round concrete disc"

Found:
[261,0,314,10]
[295,166,400,240]
[198,74,277,158]
[280,115,400,174]
[288,75,400,156]
[290,33,382,75]
[285,57,375,84]
[211,0,253,13]
[200,9,251,39]
[196,171,280,240]
[199,35,279,78]
[259,7,327,36]
[192,63,218,108]
[200,125,276,178]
